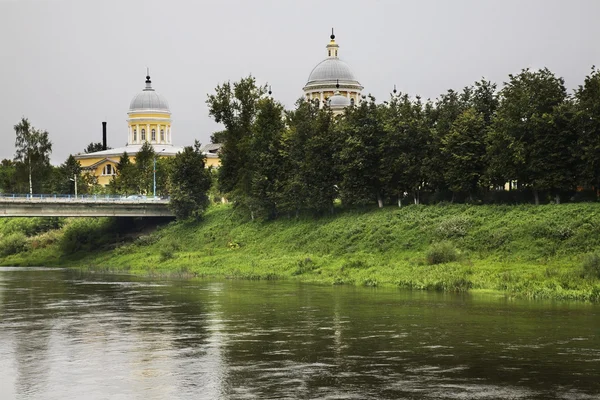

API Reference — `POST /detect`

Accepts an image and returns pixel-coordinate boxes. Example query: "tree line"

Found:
[209,67,600,219]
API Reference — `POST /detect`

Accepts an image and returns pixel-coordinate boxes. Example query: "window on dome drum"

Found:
[141,129,146,141]
[328,50,331,57]
[133,129,137,142]
[160,130,164,142]
[151,129,156,141]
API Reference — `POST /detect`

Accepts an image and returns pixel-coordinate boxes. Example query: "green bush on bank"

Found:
[582,253,600,279]
[0,232,27,257]
[426,242,459,265]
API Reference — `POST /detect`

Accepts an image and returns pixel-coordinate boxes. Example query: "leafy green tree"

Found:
[574,66,600,192]
[246,97,286,219]
[13,117,52,194]
[210,130,228,144]
[0,159,17,194]
[441,108,487,200]
[135,141,155,195]
[487,68,569,204]
[335,96,386,207]
[381,93,430,205]
[471,79,499,124]
[110,152,137,195]
[426,89,471,197]
[50,155,82,195]
[168,141,212,219]
[206,76,266,203]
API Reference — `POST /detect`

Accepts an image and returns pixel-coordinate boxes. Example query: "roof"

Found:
[129,76,170,112]
[306,58,361,87]
[200,143,222,154]
[74,144,185,160]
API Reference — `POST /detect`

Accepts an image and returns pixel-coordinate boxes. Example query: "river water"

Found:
[0,267,599,399]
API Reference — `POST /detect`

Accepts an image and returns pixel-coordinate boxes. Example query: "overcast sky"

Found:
[1,0,599,164]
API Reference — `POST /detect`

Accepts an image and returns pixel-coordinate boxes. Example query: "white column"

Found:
[146,124,150,142]
[136,124,140,144]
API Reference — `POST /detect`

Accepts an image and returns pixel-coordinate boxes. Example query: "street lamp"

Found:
[69,174,78,199]
[153,148,166,199]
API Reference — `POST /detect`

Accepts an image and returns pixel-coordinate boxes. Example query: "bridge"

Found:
[0,195,174,217]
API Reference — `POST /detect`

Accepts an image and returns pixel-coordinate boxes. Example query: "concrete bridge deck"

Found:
[0,195,174,217]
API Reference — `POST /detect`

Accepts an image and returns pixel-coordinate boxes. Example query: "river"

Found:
[0,267,599,399]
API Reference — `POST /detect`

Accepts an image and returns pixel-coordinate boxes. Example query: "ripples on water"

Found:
[0,267,599,399]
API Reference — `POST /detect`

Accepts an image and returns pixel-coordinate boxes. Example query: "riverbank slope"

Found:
[1,204,600,301]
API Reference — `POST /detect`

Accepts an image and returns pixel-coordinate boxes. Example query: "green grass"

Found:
[1,203,600,301]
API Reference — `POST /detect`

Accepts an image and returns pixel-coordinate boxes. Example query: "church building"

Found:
[75,74,220,186]
[303,30,363,115]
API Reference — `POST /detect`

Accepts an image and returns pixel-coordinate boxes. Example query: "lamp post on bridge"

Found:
[153,148,166,199]
[69,174,78,199]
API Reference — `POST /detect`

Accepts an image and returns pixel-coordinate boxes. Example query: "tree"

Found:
[84,142,109,153]
[13,117,52,194]
[335,96,386,207]
[206,76,266,204]
[109,152,137,195]
[426,89,472,197]
[574,66,600,192]
[246,97,286,219]
[50,155,82,195]
[381,94,431,205]
[134,141,155,195]
[0,159,17,194]
[487,68,569,204]
[441,108,487,200]
[168,141,212,219]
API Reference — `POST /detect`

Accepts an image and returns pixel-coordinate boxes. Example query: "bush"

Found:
[59,218,115,254]
[582,253,600,279]
[292,257,318,276]
[0,233,27,257]
[158,239,181,262]
[135,235,159,247]
[426,242,459,265]
[436,216,471,239]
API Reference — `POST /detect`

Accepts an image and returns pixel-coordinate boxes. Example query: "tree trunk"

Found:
[533,189,540,205]
[397,195,402,208]
[28,158,32,195]
[377,193,383,209]
[555,193,561,204]
[250,210,255,221]
[414,191,420,205]
[451,192,455,204]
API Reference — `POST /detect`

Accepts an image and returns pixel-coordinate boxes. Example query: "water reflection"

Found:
[0,267,599,399]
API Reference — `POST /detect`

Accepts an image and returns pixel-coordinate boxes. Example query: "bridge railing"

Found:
[0,194,170,203]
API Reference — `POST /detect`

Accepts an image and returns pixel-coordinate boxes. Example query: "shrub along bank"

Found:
[1,204,600,301]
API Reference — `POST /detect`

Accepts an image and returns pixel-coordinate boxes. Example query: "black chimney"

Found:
[102,122,107,150]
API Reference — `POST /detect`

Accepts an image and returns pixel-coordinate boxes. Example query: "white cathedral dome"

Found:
[129,75,170,112]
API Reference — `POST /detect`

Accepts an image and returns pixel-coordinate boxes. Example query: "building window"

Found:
[103,164,114,176]
[151,129,156,141]
[328,50,331,57]
[141,129,146,141]
[133,129,137,142]
[160,129,165,142]
[350,98,355,106]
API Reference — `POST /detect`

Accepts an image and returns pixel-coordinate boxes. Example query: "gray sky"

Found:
[1,0,599,164]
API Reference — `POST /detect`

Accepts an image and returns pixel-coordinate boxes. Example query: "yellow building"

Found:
[75,73,220,186]
[303,29,363,115]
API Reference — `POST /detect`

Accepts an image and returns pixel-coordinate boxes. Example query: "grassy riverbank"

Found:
[1,204,600,301]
